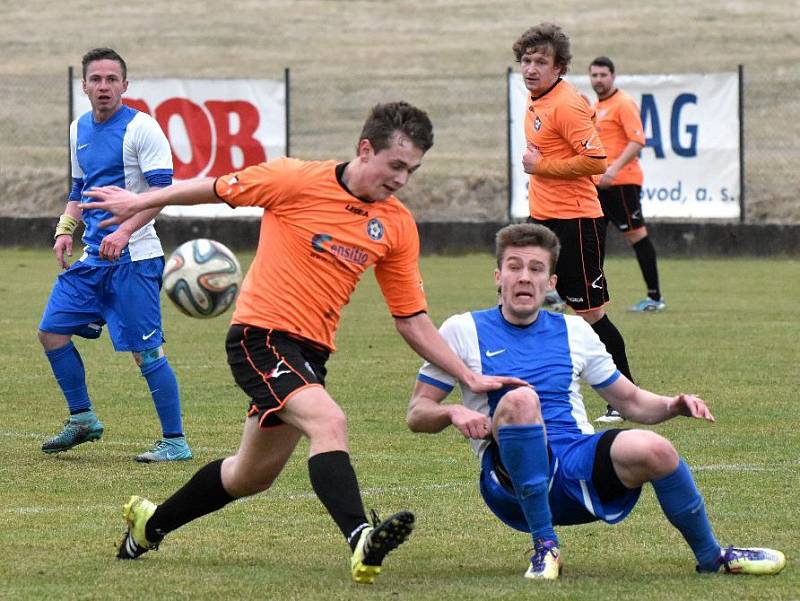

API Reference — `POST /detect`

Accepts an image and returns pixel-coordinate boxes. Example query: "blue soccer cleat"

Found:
[525,539,562,580]
[41,414,104,453]
[350,510,415,584]
[134,437,193,463]
[627,298,666,312]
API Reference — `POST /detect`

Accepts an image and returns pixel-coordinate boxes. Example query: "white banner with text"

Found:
[72,78,286,217]
[508,71,741,220]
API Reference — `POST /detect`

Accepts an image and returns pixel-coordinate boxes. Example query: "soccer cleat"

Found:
[543,290,567,313]
[595,407,624,424]
[117,495,160,559]
[627,298,666,312]
[41,415,104,453]
[525,539,562,580]
[134,437,193,463]
[350,510,415,584]
[718,546,786,575]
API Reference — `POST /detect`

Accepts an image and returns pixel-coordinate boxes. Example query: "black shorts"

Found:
[597,184,645,232]
[528,216,610,312]
[226,325,329,428]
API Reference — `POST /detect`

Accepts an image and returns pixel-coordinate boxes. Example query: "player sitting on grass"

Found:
[406,223,786,580]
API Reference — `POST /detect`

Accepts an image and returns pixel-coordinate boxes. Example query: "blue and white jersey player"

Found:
[407,223,785,580]
[38,48,191,463]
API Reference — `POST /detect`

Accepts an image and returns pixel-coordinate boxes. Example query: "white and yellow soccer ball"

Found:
[163,239,242,318]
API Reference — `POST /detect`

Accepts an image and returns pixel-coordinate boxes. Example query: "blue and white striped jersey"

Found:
[418,306,621,459]
[69,105,173,264]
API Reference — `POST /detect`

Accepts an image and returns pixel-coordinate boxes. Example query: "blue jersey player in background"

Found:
[38,48,191,463]
[407,223,785,580]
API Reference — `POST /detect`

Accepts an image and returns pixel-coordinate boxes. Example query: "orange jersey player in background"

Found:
[590,55,665,316]
[514,23,636,426]
[84,101,526,583]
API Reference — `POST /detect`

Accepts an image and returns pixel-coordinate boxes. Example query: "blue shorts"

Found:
[39,257,166,352]
[479,432,641,532]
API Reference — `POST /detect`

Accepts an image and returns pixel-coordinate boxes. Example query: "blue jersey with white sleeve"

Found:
[418,306,621,460]
[69,105,173,265]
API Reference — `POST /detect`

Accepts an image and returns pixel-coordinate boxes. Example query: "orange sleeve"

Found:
[374,213,428,317]
[619,97,646,145]
[533,155,607,179]
[214,157,302,208]
[558,100,606,159]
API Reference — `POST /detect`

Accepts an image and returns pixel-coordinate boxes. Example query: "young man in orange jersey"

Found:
[83,102,527,584]
[514,23,635,425]
[590,56,665,315]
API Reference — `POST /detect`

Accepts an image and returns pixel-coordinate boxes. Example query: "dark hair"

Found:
[82,48,127,80]
[358,101,434,154]
[495,223,560,274]
[512,23,572,75]
[590,56,615,74]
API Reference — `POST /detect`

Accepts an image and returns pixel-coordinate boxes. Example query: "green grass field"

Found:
[1,249,797,600]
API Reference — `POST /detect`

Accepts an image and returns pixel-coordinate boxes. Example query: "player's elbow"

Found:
[405,403,426,432]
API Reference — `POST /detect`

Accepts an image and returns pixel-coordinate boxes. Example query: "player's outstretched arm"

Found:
[82,178,219,228]
[598,376,715,425]
[395,313,528,392]
[407,380,492,439]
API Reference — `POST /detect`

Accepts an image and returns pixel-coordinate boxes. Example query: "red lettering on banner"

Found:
[122,98,151,113]
[155,98,213,179]
[205,101,267,175]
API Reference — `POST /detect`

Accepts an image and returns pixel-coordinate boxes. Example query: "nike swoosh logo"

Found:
[77,143,90,150]
[485,349,506,357]
[142,329,158,340]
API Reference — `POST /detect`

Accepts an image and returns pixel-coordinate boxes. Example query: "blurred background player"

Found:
[514,23,633,424]
[589,56,665,313]
[407,223,786,580]
[38,48,191,462]
[83,101,527,583]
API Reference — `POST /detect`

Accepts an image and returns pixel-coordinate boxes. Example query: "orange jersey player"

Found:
[84,101,526,583]
[514,24,635,426]
[590,55,665,317]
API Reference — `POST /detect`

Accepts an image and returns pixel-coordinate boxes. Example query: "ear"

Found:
[82,79,88,95]
[357,138,374,162]
[121,80,129,94]
[547,273,558,291]
[494,267,501,288]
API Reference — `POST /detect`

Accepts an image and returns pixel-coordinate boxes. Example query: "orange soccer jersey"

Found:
[525,79,606,219]
[214,157,428,351]
[593,89,646,186]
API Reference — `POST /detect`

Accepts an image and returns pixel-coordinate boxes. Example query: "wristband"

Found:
[54,214,79,239]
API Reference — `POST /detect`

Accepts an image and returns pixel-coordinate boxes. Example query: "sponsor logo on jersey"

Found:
[311,233,369,265]
[345,204,369,217]
[534,117,542,131]
[367,218,384,241]
[485,349,507,357]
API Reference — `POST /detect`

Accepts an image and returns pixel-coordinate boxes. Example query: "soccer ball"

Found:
[163,239,242,318]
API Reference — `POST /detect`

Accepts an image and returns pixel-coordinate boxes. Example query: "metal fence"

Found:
[1,67,798,223]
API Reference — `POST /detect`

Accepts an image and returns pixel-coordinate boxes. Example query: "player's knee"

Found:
[495,386,541,424]
[305,402,348,442]
[133,346,164,368]
[38,329,70,351]
[624,430,679,478]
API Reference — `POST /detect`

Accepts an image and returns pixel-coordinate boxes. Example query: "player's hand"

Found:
[449,405,493,439]
[597,167,618,188]
[53,235,73,269]
[670,393,715,422]
[522,143,542,174]
[463,371,530,394]
[82,186,140,228]
[99,228,131,262]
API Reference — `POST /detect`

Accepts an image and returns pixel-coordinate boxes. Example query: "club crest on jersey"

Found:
[534,116,542,131]
[367,218,384,241]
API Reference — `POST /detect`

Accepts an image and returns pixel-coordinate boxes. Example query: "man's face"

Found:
[590,65,615,98]
[357,132,424,201]
[82,59,127,120]
[520,47,562,96]
[495,245,557,325]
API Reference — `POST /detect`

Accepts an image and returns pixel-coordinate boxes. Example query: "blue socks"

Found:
[497,424,557,544]
[652,459,721,571]
[140,356,184,438]
[45,342,92,414]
